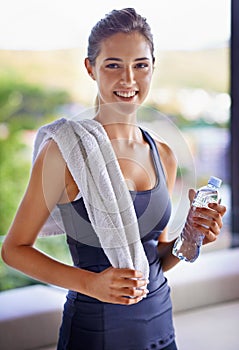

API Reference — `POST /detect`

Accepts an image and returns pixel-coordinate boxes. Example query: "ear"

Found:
[84,57,95,80]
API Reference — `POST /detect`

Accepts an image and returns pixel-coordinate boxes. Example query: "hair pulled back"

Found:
[87,8,155,66]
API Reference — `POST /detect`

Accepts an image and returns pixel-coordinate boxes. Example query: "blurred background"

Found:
[0,0,232,290]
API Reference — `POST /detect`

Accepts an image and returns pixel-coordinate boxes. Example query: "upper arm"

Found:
[3,139,67,247]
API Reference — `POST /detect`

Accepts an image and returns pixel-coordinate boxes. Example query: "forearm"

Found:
[157,238,180,272]
[2,243,150,305]
[1,244,95,295]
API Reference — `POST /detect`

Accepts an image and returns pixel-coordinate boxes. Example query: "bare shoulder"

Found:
[35,139,65,166]
[149,132,177,193]
[35,139,78,203]
[34,138,71,190]
[31,138,67,196]
[155,139,177,170]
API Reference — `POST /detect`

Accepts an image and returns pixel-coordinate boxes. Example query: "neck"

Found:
[103,122,143,143]
[94,108,141,142]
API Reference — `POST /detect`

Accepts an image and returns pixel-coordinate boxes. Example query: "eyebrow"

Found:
[104,57,150,62]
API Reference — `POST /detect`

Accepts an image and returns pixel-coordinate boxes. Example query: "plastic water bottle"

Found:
[172,176,222,262]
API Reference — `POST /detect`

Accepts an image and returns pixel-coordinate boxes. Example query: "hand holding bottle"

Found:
[172,176,227,262]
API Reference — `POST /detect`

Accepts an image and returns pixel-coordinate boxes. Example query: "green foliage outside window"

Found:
[0,74,72,291]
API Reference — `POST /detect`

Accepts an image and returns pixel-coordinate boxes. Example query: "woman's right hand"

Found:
[86,267,149,305]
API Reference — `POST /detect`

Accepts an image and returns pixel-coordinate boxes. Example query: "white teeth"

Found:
[115,91,136,98]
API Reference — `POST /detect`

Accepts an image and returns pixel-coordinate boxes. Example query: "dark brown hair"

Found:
[87,8,155,66]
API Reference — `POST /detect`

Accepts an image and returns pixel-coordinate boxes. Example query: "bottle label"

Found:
[193,191,219,208]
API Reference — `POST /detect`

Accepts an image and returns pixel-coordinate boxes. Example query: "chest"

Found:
[60,136,159,204]
[111,141,158,192]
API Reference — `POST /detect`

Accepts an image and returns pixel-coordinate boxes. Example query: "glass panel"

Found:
[0,1,231,291]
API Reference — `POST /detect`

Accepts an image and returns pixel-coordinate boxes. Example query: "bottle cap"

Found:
[208,176,222,188]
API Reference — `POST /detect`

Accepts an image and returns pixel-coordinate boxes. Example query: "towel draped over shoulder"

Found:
[33,118,149,279]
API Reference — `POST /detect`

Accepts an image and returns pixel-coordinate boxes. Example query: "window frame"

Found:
[230,0,239,245]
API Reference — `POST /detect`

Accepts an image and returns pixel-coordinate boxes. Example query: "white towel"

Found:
[33,118,149,280]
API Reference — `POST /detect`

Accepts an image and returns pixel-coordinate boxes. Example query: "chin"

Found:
[112,101,140,116]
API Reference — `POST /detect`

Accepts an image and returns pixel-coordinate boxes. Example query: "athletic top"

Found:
[57,128,175,350]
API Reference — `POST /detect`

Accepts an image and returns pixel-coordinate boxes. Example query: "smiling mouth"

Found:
[114,91,138,98]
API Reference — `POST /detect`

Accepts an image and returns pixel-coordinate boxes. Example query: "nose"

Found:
[120,66,135,86]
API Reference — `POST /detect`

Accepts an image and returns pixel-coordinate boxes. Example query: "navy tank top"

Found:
[57,129,175,350]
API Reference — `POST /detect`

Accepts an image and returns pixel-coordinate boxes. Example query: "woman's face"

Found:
[86,31,154,117]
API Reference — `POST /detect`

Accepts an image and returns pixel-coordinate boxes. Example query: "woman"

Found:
[1,8,226,350]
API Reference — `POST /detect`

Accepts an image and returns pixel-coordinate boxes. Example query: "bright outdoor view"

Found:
[0,0,231,291]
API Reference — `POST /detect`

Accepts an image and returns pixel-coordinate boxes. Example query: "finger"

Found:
[109,269,148,290]
[116,268,144,279]
[194,208,223,229]
[204,232,217,243]
[122,277,148,289]
[116,287,149,298]
[195,220,220,236]
[188,188,196,204]
[208,202,227,216]
[109,292,146,305]
[193,211,221,229]
[120,296,144,305]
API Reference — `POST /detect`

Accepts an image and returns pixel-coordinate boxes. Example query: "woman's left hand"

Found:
[188,189,227,245]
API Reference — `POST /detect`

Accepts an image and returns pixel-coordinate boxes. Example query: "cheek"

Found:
[96,76,114,101]
[140,74,153,93]
[146,71,153,83]
[96,71,114,89]
[139,69,153,83]
[98,80,111,96]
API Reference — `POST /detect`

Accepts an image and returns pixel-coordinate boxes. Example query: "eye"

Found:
[135,62,149,69]
[106,63,121,69]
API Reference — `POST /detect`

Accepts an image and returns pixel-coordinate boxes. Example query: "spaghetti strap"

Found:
[140,128,167,181]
